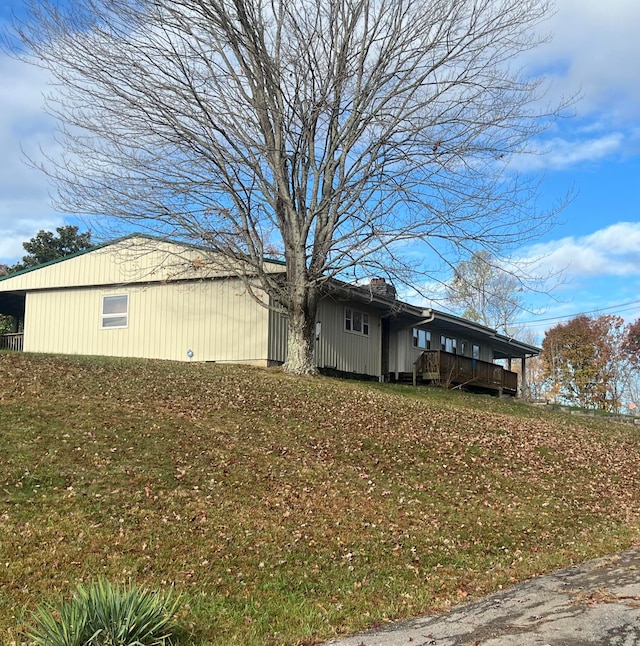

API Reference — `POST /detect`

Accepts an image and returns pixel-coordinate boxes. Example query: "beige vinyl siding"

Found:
[23,279,270,363]
[0,237,285,293]
[314,298,381,378]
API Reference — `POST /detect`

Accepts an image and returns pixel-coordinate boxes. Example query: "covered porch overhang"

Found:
[375,303,539,396]
[0,290,26,319]
[0,291,26,351]
[420,311,540,361]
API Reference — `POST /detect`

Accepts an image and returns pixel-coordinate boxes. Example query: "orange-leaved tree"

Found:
[542,314,629,412]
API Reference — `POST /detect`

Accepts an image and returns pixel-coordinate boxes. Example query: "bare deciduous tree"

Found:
[445,250,526,333]
[15,0,562,374]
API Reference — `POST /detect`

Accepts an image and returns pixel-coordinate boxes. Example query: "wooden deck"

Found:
[412,350,518,395]
[0,333,24,352]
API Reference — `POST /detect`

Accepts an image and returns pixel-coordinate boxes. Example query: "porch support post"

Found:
[521,355,528,400]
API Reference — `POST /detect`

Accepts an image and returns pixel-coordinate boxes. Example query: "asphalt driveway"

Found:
[323,549,640,646]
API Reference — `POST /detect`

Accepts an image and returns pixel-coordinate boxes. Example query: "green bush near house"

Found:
[24,579,183,646]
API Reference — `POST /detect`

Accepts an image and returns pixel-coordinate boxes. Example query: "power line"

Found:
[516,299,640,326]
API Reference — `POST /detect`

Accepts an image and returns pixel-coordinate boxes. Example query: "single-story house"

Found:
[0,235,539,396]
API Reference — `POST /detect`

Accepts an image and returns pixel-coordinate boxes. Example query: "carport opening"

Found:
[0,292,26,334]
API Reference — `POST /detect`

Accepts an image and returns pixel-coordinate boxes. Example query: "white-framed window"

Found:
[345,308,369,336]
[472,344,481,359]
[412,328,431,349]
[101,294,129,329]
[440,335,457,354]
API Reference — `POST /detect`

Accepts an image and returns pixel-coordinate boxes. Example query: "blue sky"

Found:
[1,0,639,342]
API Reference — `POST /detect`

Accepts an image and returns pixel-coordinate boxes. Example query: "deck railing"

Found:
[414,349,518,394]
[0,333,24,352]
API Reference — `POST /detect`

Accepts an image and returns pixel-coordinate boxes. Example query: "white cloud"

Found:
[0,53,64,262]
[522,222,640,280]
[513,133,624,171]
[530,0,640,122]
[515,0,640,171]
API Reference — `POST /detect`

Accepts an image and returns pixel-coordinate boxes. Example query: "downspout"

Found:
[379,317,384,383]
[419,308,436,326]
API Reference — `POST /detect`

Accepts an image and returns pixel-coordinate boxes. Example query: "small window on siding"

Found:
[102,294,128,329]
[412,328,431,349]
[441,335,457,353]
[345,308,369,336]
[353,310,363,333]
[345,308,352,331]
[472,344,481,359]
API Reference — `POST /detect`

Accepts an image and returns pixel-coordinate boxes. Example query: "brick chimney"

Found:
[370,277,397,299]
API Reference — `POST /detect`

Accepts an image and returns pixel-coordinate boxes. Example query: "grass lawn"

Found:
[2,352,640,645]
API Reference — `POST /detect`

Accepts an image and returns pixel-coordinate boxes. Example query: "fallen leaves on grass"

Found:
[2,353,640,645]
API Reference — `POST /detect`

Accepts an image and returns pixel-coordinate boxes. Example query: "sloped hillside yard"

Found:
[1,352,640,645]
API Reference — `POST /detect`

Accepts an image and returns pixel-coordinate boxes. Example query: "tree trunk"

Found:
[284,297,318,376]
